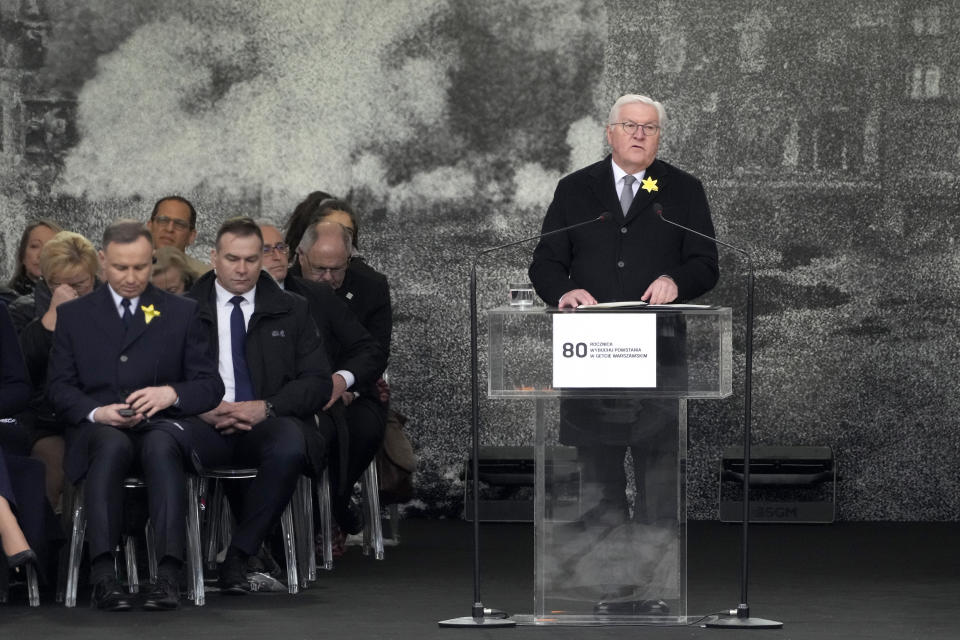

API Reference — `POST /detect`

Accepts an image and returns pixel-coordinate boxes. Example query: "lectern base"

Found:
[704,615,783,629]
[438,616,517,628]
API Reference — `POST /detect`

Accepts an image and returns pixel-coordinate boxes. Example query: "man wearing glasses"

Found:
[528,94,719,615]
[260,221,386,533]
[146,196,211,279]
[296,220,391,534]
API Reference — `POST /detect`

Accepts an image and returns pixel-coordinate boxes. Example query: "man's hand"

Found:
[200,402,247,435]
[324,373,349,410]
[94,404,144,428]
[220,401,267,431]
[641,276,679,305]
[558,289,597,309]
[126,385,178,418]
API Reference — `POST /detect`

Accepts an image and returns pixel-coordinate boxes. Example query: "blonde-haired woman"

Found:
[17,231,99,512]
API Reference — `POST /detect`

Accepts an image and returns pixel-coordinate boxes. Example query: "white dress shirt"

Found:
[611,158,646,198]
[215,280,256,403]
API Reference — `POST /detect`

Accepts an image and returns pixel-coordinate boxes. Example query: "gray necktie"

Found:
[619,174,636,215]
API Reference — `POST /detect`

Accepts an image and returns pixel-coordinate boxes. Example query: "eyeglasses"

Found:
[301,255,348,278]
[610,121,661,136]
[152,215,192,231]
[263,242,288,255]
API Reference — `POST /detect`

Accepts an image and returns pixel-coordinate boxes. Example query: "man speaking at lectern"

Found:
[529,94,719,608]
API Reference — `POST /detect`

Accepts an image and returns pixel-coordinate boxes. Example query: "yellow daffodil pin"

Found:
[641,176,659,193]
[141,304,161,325]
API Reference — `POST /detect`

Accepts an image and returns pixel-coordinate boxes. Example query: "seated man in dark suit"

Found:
[48,220,226,611]
[259,222,386,532]
[296,221,391,531]
[187,217,332,594]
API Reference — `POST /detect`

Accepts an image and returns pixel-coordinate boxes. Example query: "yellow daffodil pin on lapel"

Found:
[641,176,659,193]
[141,304,161,325]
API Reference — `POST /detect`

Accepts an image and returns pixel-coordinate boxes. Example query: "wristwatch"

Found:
[264,401,276,418]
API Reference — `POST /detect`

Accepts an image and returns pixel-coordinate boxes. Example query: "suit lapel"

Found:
[120,286,158,351]
[92,285,125,343]
[339,269,357,304]
[586,158,623,222]
[623,159,666,225]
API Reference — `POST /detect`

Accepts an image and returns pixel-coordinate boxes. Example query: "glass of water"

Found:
[509,282,534,307]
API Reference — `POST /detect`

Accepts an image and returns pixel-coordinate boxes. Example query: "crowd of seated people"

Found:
[0,191,393,610]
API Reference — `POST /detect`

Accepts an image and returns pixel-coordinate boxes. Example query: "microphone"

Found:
[476,211,609,260]
[456,210,609,626]
[656,204,769,627]
[654,202,749,261]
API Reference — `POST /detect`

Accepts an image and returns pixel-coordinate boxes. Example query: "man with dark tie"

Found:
[48,220,226,611]
[187,217,332,594]
[259,221,386,533]
[296,221,391,532]
[528,94,719,614]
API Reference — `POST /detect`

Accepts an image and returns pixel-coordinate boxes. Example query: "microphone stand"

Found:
[657,212,782,630]
[439,214,607,628]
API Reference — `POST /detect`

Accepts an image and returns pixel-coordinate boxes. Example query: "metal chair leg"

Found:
[204,480,224,570]
[280,503,298,594]
[361,463,384,560]
[124,535,139,593]
[295,477,316,584]
[318,470,334,570]
[25,561,40,607]
[145,519,159,583]
[186,476,205,606]
[64,483,87,608]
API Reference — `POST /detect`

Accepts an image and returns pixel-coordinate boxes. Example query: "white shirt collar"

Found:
[107,284,140,317]
[611,158,646,186]
[214,279,256,308]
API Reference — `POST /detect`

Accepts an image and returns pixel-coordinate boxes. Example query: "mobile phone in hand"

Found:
[117,408,136,417]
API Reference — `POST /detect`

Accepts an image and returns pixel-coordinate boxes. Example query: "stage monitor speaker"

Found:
[718,445,836,523]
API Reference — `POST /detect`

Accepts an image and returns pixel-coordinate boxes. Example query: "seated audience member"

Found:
[259,222,385,532]
[48,220,226,611]
[297,221,392,530]
[186,217,332,594]
[17,231,99,511]
[1,301,54,583]
[152,246,196,295]
[282,190,334,261]
[6,220,63,299]
[146,195,211,279]
[298,219,391,361]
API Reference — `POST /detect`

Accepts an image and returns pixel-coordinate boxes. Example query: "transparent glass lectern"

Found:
[488,306,732,625]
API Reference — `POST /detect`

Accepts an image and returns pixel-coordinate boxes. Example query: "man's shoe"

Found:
[90,576,132,611]
[333,496,364,536]
[218,554,248,595]
[142,576,180,611]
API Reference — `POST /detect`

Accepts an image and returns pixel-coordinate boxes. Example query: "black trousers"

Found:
[562,399,680,526]
[82,425,190,561]
[224,417,307,556]
[316,397,386,503]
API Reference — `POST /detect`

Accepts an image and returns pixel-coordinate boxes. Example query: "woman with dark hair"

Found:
[6,220,63,298]
[283,190,334,259]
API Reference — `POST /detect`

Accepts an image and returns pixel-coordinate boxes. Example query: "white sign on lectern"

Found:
[551,312,657,388]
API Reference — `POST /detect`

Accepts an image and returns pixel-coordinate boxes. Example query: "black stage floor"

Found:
[2,520,958,639]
